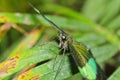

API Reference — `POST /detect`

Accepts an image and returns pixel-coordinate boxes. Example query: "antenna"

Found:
[29,3,65,33]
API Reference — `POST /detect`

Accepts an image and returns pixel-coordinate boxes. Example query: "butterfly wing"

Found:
[69,41,106,80]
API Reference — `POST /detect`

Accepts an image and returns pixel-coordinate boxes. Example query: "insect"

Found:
[30,4,106,80]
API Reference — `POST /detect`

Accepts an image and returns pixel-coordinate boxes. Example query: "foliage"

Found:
[0,0,120,80]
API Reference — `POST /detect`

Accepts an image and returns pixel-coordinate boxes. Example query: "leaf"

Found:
[65,73,83,80]
[0,42,59,79]
[92,44,118,63]
[0,12,93,32]
[40,3,95,26]
[0,13,40,25]
[47,15,93,32]
[108,67,120,80]
[7,26,45,59]
[0,23,11,42]
[75,33,106,48]
[107,15,120,30]
[0,27,45,62]
[100,0,120,25]
[82,0,107,21]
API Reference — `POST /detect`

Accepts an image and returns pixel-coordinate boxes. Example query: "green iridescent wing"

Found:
[69,41,106,80]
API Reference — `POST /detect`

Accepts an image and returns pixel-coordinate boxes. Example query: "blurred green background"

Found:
[0,0,120,80]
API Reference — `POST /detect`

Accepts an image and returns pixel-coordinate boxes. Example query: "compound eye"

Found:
[62,35,66,40]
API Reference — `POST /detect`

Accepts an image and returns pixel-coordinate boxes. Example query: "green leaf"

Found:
[92,44,118,63]
[100,0,120,25]
[0,42,59,79]
[0,23,11,42]
[13,55,73,80]
[65,73,83,80]
[108,67,120,80]
[0,13,40,25]
[82,0,107,21]
[40,3,95,26]
[75,33,106,48]
[0,27,44,62]
[0,12,93,32]
[107,15,120,30]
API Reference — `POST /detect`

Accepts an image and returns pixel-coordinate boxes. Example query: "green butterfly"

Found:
[30,4,106,80]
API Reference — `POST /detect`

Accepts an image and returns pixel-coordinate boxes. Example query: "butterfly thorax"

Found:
[58,32,73,52]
